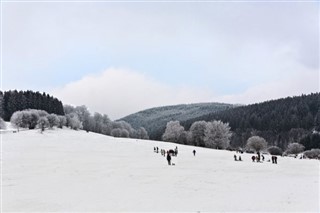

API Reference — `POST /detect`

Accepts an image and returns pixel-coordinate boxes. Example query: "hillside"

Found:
[182,93,320,149]
[119,102,234,140]
[2,128,319,212]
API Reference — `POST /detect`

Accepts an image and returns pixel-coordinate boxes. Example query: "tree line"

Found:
[0,90,65,121]
[180,93,320,150]
[162,119,320,159]
[5,105,149,140]
[63,105,149,139]
[0,90,149,140]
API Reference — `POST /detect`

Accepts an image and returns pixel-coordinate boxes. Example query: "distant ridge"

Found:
[118,102,235,140]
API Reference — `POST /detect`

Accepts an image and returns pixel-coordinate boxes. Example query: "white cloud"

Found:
[52,64,319,120]
[215,66,319,104]
[52,68,213,120]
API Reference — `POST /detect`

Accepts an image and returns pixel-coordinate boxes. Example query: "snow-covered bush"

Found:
[204,120,232,149]
[285,143,305,155]
[267,146,283,156]
[303,149,320,159]
[38,117,49,132]
[46,114,59,128]
[246,136,267,152]
[0,117,6,129]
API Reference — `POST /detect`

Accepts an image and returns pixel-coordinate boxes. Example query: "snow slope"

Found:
[2,128,319,212]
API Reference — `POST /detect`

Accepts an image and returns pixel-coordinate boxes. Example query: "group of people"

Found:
[154,146,197,166]
[251,151,265,162]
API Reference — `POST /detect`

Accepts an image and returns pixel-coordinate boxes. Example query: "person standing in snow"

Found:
[193,150,196,156]
[167,152,171,165]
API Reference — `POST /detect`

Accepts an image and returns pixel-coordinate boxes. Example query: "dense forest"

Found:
[119,102,235,140]
[0,90,65,121]
[181,93,320,150]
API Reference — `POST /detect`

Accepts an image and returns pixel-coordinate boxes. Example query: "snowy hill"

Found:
[119,102,234,140]
[2,128,319,212]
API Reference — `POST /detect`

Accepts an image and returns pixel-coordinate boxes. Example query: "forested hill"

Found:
[119,103,235,140]
[181,93,320,149]
[0,90,65,121]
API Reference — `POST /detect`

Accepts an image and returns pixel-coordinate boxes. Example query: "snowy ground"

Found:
[2,128,319,212]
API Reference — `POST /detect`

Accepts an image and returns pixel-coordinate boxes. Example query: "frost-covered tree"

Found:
[162,121,185,143]
[101,123,113,135]
[74,105,90,130]
[204,120,232,149]
[57,116,67,128]
[116,121,135,138]
[120,129,130,138]
[10,109,47,130]
[0,117,6,130]
[93,112,104,133]
[38,117,49,133]
[66,113,82,130]
[285,143,305,155]
[46,114,59,128]
[10,111,24,131]
[190,121,207,147]
[178,130,189,144]
[267,146,283,156]
[28,110,40,129]
[136,127,149,139]
[64,105,75,115]
[111,128,122,137]
[246,136,268,152]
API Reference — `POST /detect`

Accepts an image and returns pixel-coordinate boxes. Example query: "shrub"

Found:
[285,143,305,155]
[303,149,320,159]
[267,146,283,156]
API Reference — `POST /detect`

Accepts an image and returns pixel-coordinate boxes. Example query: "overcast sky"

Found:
[2,1,319,119]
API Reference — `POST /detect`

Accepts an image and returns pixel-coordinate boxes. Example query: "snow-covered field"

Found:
[2,128,319,212]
